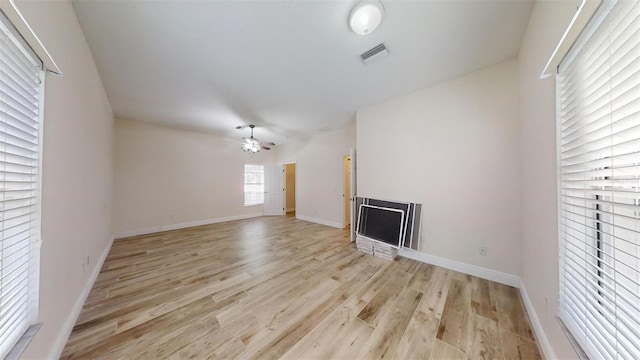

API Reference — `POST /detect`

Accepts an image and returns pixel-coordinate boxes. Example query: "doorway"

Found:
[285,163,296,216]
[344,155,351,228]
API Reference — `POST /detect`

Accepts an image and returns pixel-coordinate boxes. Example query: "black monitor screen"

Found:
[357,205,404,246]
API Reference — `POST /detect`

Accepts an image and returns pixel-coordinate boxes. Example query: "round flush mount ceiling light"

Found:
[349,1,384,35]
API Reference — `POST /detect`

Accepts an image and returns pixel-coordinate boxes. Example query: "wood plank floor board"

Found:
[394,310,439,360]
[200,338,246,360]
[436,303,473,354]
[429,339,466,360]
[140,314,257,360]
[417,266,452,319]
[467,313,505,360]
[501,329,543,360]
[279,261,386,360]
[471,276,499,322]
[61,216,542,359]
[130,307,221,359]
[356,270,412,327]
[408,263,435,293]
[328,317,375,359]
[63,296,222,359]
[357,287,423,359]
[239,280,346,359]
[396,256,424,275]
[436,278,473,354]
[209,260,307,304]
[241,254,392,359]
[279,295,369,360]
[491,282,536,341]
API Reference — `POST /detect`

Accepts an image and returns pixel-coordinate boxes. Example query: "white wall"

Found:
[518,0,583,358]
[114,118,274,236]
[16,1,115,358]
[357,60,521,276]
[276,125,356,228]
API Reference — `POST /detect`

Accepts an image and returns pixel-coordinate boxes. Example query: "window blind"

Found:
[244,164,264,206]
[557,0,640,359]
[0,10,43,359]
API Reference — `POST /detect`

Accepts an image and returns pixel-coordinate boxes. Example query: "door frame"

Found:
[342,155,350,229]
[283,161,297,215]
[343,148,356,241]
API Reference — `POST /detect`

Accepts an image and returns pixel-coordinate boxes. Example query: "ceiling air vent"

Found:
[360,43,389,65]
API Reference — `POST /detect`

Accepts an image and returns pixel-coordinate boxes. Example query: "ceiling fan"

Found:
[236,125,275,153]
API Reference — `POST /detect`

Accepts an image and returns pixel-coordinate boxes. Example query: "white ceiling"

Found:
[72,0,534,145]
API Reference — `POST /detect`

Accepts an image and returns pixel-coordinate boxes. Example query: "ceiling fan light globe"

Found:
[349,1,384,35]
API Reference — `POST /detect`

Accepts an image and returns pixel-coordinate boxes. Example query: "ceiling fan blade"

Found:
[237,125,274,152]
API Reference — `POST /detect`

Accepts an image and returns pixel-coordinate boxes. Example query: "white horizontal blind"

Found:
[0,10,43,359]
[244,164,264,206]
[557,0,640,359]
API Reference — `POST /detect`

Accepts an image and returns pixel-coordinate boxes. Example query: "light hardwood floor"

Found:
[61,216,542,360]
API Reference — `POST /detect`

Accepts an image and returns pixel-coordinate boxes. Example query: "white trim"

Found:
[540,0,587,78]
[296,215,343,229]
[349,148,357,242]
[51,236,115,359]
[519,280,557,360]
[29,65,45,327]
[286,207,296,213]
[114,213,264,239]
[6,0,63,75]
[539,0,604,79]
[397,248,520,287]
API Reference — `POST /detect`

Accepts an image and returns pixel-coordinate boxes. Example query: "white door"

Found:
[264,164,285,216]
[350,148,357,242]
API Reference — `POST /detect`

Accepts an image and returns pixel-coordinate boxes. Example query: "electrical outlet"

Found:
[479,246,487,256]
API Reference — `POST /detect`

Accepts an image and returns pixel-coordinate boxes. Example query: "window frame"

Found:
[0,9,45,359]
[555,1,640,359]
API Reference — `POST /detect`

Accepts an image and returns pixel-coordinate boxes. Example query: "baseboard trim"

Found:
[296,215,343,229]
[51,235,115,359]
[114,213,264,239]
[519,280,556,360]
[397,248,520,287]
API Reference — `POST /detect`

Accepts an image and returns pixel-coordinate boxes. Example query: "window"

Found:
[0,11,44,359]
[557,1,640,359]
[244,164,264,206]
